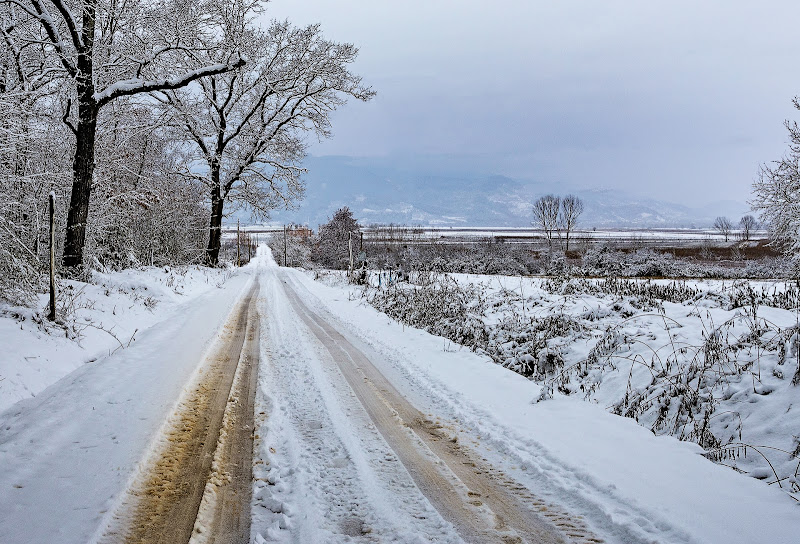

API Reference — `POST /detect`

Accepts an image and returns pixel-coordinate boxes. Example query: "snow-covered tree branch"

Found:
[752,97,800,258]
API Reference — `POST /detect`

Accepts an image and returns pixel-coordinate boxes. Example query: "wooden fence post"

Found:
[348,231,354,276]
[48,193,56,322]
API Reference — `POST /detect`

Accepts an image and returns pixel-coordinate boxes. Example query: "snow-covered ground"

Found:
[261,268,800,543]
[2,252,799,543]
[0,266,248,543]
[0,265,233,414]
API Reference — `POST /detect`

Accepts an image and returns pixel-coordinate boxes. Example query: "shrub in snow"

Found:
[485,314,579,380]
[368,275,489,350]
[312,207,361,269]
[581,245,795,280]
[0,247,45,306]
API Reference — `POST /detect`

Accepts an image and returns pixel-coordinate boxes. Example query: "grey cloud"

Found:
[263,0,800,207]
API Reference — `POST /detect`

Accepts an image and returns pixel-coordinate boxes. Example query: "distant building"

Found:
[287,224,313,240]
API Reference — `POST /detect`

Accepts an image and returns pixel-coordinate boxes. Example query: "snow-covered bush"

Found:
[364,241,545,276]
[312,207,361,269]
[89,176,209,270]
[486,314,580,380]
[367,276,488,350]
[580,245,794,280]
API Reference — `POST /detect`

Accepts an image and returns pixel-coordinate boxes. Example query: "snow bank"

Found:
[0,266,232,415]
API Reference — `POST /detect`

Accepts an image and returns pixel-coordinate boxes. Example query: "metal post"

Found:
[283,225,287,267]
[48,193,56,322]
[236,219,240,267]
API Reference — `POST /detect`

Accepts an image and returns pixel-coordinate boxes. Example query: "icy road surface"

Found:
[2,246,800,543]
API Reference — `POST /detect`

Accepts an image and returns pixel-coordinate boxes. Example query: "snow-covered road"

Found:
[253,266,597,543]
[2,247,800,543]
[0,271,253,543]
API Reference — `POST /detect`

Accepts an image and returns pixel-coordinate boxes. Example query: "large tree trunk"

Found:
[63,103,98,268]
[62,2,98,269]
[206,166,224,265]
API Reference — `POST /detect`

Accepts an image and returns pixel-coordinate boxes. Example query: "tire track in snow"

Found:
[253,271,462,543]
[284,273,693,544]
[190,285,260,544]
[100,279,259,544]
[279,274,602,544]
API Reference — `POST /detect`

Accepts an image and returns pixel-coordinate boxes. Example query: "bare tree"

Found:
[739,214,758,241]
[1,0,247,268]
[159,13,373,265]
[713,216,733,242]
[558,194,584,252]
[532,195,560,249]
[752,97,800,256]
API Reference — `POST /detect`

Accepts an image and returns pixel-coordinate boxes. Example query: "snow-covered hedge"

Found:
[580,246,795,279]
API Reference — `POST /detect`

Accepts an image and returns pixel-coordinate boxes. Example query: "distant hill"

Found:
[259,155,749,229]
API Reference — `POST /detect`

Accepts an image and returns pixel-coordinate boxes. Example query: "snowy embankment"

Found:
[361,273,800,489]
[291,270,800,544]
[0,266,232,414]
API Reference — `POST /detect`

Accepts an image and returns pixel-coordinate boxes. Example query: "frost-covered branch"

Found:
[95,57,245,106]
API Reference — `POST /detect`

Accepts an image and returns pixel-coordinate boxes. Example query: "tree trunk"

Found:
[62,96,98,268]
[206,171,224,265]
[48,193,56,321]
[62,3,98,269]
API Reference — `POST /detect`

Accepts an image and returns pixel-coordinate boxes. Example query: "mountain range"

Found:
[261,155,750,229]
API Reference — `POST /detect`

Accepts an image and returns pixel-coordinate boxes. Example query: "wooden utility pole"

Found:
[348,231,354,276]
[236,219,240,267]
[48,193,56,322]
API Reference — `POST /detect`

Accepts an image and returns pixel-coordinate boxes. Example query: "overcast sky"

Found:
[263,0,800,206]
